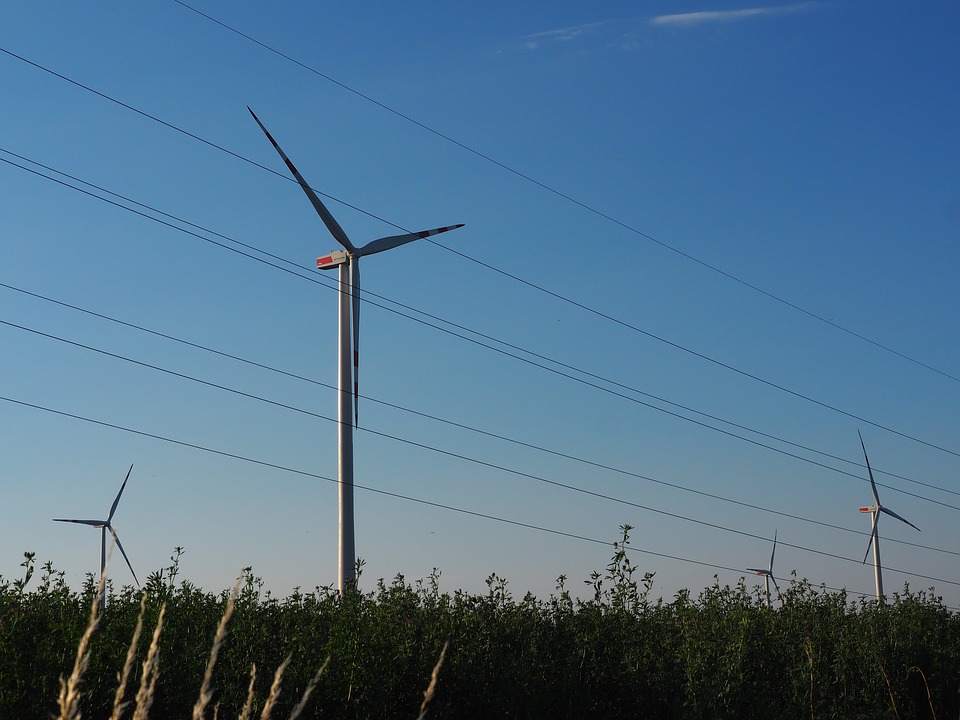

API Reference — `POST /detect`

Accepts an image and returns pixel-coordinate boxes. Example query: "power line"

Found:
[2,392,954,609]
[168,0,960,389]
[4,278,958,560]
[1,49,957,462]
[3,317,959,587]
[3,147,958,504]
[0,46,400,230]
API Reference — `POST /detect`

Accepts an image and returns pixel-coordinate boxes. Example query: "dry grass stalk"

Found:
[417,641,449,720]
[287,657,330,720]
[193,577,242,720]
[880,665,901,720]
[907,666,938,720]
[238,664,257,720]
[57,573,105,720]
[110,593,148,720]
[258,654,292,720]
[132,603,166,720]
[804,638,815,720]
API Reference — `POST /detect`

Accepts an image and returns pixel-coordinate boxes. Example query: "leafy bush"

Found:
[1,529,957,719]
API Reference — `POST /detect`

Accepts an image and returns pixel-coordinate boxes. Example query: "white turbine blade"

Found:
[355,224,464,258]
[880,505,920,532]
[858,430,881,506]
[247,107,356,253]
[108,463,133,522]
[53,518,106,527]
[746,568,766,575]
[351,258,361,427]
[111,529,140,587]
[770,574,781,594]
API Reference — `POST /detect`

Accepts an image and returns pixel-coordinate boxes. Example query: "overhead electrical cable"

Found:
[0,155,317,286]
[166,0,960,389]
[6,278,960,549]
[1,49,957,461]
[1,390,956,606]
[3,148,958,507]
[3,316,960,588]
[0,46,397,227]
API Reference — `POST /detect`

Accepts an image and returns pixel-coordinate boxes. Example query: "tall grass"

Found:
[32,563,427,720]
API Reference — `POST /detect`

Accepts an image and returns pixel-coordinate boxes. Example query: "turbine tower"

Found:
[747,530,780,608]
[249,108,464,593]
[53,463,140,611]
[857,430,920,601]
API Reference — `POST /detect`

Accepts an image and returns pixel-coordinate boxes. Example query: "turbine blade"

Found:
[770,574,781,594]
[863,519,879,564]
[355,224,464,258]
[858,430,881,506]
[746,567,765,574]
[111,529,140,587]
[351,258,360,427]
[108,463,133,522]
[769,531,777,573]
[880,505,920,532]
[247,107,355,253]
[53,518,106,527]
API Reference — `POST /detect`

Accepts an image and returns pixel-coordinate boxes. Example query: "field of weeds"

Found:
[2,530,958,719]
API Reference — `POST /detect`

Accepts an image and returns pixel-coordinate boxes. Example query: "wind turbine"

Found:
[53,463,140,610]
[747,530,780,608]
[858,430,920,600]
[248,108,464,593]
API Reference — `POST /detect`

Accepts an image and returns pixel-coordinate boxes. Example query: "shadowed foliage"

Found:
[1,530,957,719]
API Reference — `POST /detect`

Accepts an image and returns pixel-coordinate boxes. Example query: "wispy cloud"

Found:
[520,20,612,50]
[650,3,815,27]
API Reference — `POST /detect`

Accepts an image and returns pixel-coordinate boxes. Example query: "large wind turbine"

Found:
[53,464,140,610]
[249,108,464,593]
[747,530,780,608]
[858,430,920,600]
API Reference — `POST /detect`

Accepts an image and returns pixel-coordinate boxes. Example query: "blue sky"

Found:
[2,1,958,607]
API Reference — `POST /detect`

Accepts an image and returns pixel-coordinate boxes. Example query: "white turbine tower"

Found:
[857,430,920,601]
[53,463,140,611]
[747,530,780,608]
[249,108,464,593]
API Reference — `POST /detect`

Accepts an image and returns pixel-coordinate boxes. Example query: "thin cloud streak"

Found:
[520,20,612,50]
[651,3,815,27]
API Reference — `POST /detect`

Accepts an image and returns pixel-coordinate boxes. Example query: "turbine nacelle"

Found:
[317,250,349,269]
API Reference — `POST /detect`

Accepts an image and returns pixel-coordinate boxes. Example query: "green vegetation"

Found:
[1,527,957,719]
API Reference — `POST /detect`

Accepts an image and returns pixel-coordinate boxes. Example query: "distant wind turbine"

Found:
[53,463,140,610]
[248,107,464,593]
[747,530,780,608]
[858,430,920,600]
